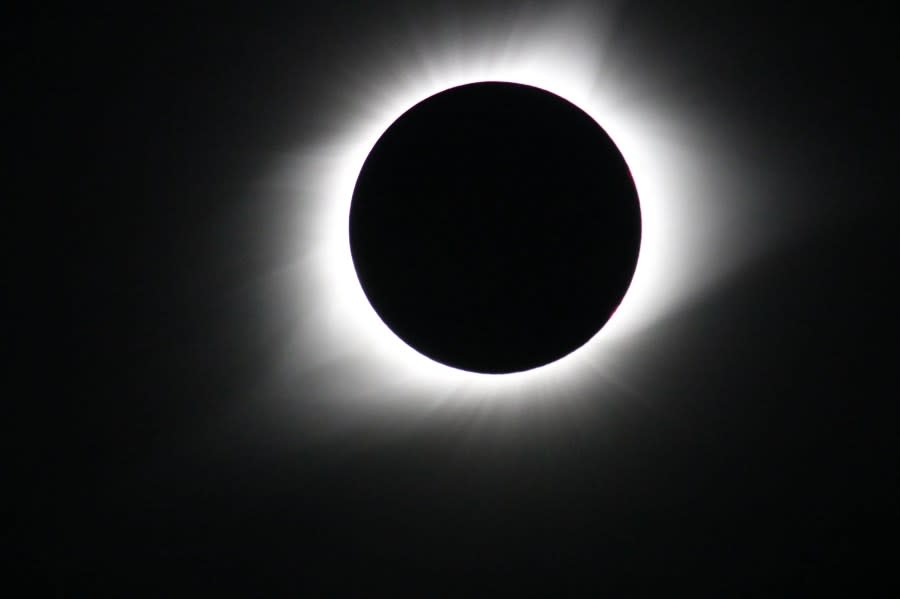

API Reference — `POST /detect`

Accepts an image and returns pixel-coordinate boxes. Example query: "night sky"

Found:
[10,2,898,593]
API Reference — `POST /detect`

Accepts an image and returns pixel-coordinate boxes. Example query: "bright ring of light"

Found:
[271,7,766,411]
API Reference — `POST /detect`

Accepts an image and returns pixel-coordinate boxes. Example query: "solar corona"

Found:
[271,7,765,410]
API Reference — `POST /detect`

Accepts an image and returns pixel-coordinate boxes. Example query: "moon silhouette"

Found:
[350,82,641,374]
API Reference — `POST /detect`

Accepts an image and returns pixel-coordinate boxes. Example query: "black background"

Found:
[9,2,897,593]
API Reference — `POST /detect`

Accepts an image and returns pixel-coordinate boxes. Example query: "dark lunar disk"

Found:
[350,82,641,373]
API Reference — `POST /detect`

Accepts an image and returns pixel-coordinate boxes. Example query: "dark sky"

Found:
[11,2,898,593]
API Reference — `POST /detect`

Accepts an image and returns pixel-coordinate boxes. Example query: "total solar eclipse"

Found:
[350,82,641,374]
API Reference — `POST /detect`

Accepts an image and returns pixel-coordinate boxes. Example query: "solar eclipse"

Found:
[42,5,887,590]
[272,6,774,410]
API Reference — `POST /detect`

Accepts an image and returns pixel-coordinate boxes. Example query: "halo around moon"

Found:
[264,6,773,413]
